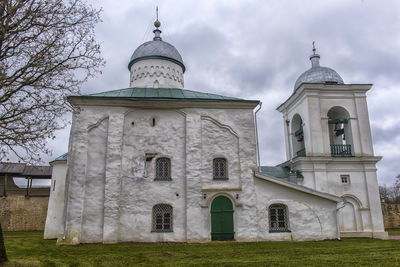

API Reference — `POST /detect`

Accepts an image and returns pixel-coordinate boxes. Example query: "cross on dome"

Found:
[153,6,162,41]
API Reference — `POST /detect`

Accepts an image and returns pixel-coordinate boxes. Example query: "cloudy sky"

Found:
[44,0,400,186]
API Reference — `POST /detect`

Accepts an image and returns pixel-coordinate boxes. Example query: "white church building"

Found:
[44,18,387,244]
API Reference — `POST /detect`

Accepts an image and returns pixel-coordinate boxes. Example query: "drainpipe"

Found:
[335,198,347,241]
[254,102,262,172]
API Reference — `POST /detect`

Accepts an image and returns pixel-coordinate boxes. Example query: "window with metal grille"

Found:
[269,204,289,232]
[341,175,350,184]
[213,158,227,179]
[152,204,173,232]
[155,158,171,180]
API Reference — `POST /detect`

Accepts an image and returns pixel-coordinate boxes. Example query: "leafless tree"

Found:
[380,175,400,204]
[0,0,104,162]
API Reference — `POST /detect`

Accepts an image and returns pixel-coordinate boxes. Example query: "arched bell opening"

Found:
[327,106,353,157]
[291,114,305,157]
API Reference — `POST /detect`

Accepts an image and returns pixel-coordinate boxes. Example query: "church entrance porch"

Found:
[211,196,234,241]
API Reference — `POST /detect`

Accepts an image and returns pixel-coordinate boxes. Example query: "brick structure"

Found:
[381,203,400,229]
[0,162,51,231]
[0,195,49,231]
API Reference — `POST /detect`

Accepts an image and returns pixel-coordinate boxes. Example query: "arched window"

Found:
[152,204,173,232]
[155,158,171,180]
[269,204,289,232]
[213,158,227,180]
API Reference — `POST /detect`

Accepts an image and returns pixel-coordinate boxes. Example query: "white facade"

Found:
[277,83,387,239]
[44,159,67,239]
[45,99,343,244]
[129,59,184,89]
[44,21,387,244]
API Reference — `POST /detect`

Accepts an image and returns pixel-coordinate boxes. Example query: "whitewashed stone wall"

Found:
[57,104,261,244]
[129,59,184,88]
[254,178,338,241]
[278,84,387,239]
[44,161,67,239]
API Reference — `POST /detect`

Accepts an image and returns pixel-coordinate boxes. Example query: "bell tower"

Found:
[277,45,386,239]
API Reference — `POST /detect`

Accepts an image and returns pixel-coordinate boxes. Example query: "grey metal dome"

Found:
[294,53,344,90]
[128,32,185,72]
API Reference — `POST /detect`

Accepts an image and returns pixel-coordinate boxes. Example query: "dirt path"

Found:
[389,235,400,240]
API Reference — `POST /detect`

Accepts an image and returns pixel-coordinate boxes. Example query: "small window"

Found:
[155,158,171,180]
[152,204,173,232]
[213,158,227,180]
[52,180,56,191]
[341,175,350,184]
[269,204,290,232]
[151,118,156,126]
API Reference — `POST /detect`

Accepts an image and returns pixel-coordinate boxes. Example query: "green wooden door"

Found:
[211,196,234,240]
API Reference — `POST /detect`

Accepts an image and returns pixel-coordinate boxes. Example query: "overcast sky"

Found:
[43,0,400,186]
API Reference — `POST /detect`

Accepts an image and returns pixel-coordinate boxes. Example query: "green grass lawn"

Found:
[2,232,400,267]
[387,228,400,235]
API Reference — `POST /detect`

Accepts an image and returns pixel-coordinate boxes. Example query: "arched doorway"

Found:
[211,196,234,240]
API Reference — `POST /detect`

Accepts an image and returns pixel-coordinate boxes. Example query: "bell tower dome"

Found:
[128,12,185,89]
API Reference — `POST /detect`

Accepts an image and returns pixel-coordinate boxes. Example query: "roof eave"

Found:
[277,83,373,112]
[128,55,186,73]
[67,96,260,109]
[254,172,341,202]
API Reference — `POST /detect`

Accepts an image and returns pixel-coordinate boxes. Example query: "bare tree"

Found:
[0,0,104,162]
[380,175,400,204]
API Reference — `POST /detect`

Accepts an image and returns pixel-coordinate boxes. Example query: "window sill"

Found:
[269,230,291,233]
[154,178,172,181]
[213,178,229,181]
[151,230,173,233]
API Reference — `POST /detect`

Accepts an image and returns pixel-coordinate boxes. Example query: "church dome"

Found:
[294,50,344,91]
[128,17,185,89]
[128,18,185,73]
[128,40,185,72]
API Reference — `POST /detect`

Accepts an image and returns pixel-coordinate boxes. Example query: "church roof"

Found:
[128,40,185,72]
[259,166,303,179]
[254,172,341,202]
[70,87,259,103]
[0,162,52,178]
[49,152,68,165]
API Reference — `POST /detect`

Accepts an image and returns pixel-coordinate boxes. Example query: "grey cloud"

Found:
[39,0,400,186]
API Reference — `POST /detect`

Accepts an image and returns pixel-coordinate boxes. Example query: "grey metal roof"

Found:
[0,163,25,174]
[294,53,344,91]
[0,162,52,178]
[23,166,52,177]
[128,40,185,72]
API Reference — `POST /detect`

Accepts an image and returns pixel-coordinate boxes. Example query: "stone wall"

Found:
[0,195,49,231]
[381,203,400,229]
